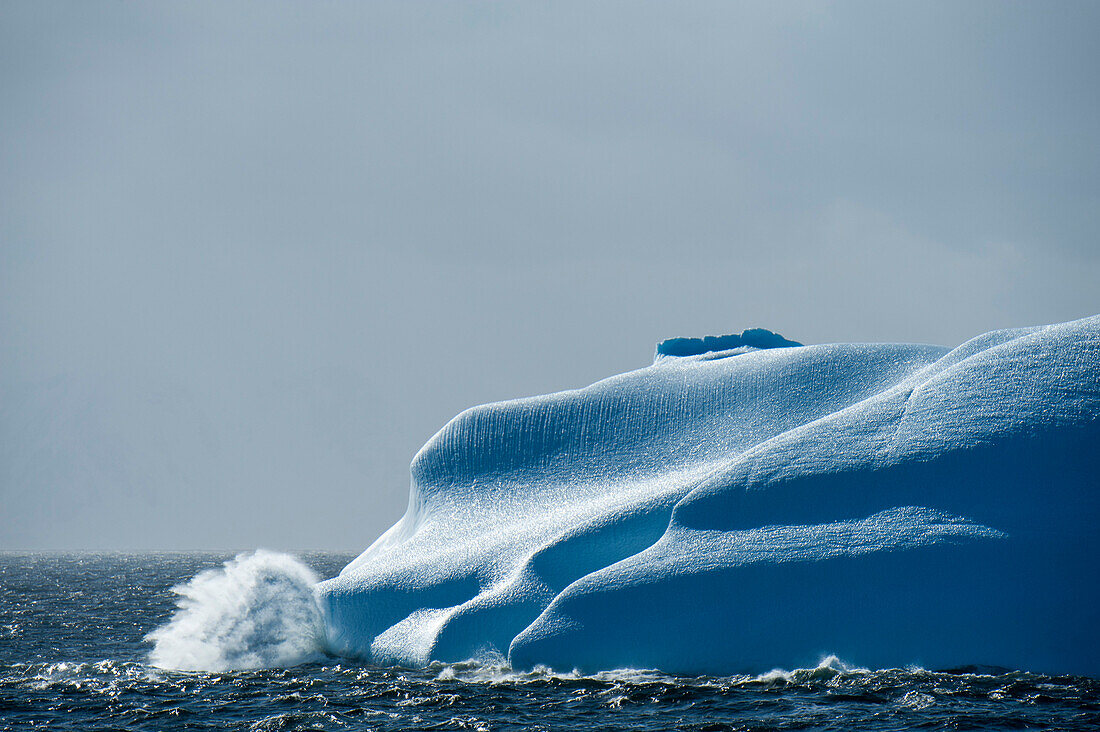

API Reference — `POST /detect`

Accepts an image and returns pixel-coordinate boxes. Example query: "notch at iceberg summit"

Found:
[318,316,1100,677]
[655,327,803,358]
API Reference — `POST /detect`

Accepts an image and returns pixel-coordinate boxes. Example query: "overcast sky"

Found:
[2,1,1097,550]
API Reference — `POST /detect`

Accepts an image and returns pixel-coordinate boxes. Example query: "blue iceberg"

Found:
[317,317,1100,676]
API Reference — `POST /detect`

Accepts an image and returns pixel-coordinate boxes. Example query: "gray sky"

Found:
[2,1,1097,550]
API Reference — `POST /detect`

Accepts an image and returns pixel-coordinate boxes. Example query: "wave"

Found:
[146,550,325,671]
[426,653,877,686]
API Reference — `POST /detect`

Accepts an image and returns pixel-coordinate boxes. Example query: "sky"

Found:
[2,1,1098,551]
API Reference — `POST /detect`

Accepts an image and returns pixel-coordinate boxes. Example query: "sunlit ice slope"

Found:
[317,316,1100,676]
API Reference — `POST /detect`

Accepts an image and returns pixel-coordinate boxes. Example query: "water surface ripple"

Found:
[2,553,1097,731]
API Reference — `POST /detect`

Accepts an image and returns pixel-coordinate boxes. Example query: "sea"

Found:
[2,552,1098,731]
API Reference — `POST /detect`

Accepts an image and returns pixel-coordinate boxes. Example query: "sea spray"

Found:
[146,550,325,671]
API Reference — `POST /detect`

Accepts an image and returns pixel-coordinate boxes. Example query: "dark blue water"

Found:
[2,553,1098,731]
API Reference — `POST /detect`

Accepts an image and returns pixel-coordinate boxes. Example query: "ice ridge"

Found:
[318,315,1100,677]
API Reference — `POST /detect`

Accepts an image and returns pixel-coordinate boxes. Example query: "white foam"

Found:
[147,550,323,671]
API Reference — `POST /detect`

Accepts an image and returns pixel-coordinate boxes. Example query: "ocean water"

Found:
[2,553,1098,731]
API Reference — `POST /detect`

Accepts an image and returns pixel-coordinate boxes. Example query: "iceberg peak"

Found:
[655,328,802,360]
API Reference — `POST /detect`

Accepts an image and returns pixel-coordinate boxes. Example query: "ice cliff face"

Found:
[317,316,1100,676]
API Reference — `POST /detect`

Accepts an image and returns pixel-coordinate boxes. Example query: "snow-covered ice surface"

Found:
[317,318,1100,677]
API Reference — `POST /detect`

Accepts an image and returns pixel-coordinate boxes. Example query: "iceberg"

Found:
[317,318,1100,676]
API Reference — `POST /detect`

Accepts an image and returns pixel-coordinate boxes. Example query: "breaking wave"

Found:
[146,550,325,671]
